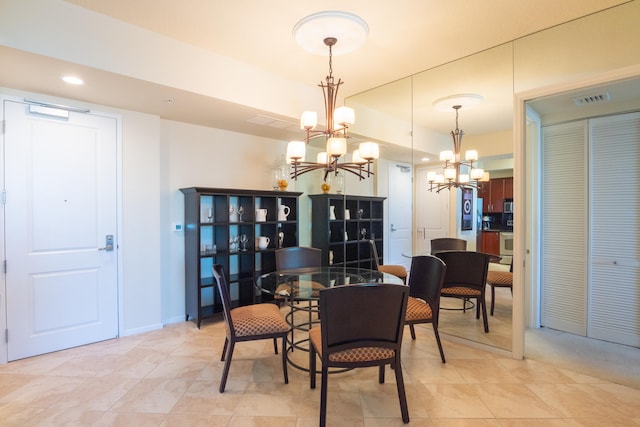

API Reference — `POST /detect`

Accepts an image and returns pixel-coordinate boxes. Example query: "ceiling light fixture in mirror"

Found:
[427,94,489,192]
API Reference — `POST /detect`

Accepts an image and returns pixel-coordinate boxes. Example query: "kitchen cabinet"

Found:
[481,231,500,256]
[180,187,302,327]
[309,194,385,269]
[479,177,513,213]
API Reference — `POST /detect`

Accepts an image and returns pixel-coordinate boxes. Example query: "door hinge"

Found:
[2,189,6,205]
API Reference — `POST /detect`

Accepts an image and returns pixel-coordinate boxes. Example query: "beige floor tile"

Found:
[110,378,192,413]
[160,413,231,426]
[473,383,560,418]
[421,383,495,418]
[526,383,630,419]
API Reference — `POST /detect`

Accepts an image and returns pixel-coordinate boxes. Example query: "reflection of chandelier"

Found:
[427,96,488,192]
[286,35,379,181]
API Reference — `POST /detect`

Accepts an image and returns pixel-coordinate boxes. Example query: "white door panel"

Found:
[4,100,118,361]
[387,164,412,270]
[415,168,449,254]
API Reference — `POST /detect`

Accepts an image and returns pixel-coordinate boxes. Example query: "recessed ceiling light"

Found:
[421,157,430,162]
[61,75,84,85]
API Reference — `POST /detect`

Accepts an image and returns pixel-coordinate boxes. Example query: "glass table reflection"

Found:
[256,266,405,371]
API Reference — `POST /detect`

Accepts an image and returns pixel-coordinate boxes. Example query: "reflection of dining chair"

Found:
[212,264,289,393]
[435,251,492,333]
[430,237,467,254]
[369,239,407,283]
[404,255,447,362]
[309,283,410,427]
[486,260,513,315]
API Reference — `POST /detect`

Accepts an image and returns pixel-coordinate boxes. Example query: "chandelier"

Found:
[427,96,487,193]
[286,34,379,181]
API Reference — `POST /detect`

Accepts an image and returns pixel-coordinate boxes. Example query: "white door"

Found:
[387,163,412,270]
[4,100,118,361]
[415,168,449,254]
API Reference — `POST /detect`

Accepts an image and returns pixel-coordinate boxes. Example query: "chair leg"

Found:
[432,323,446,363]
[480,296,489,333]
[309,343,317,389]
[490,284,496,315]
[409,324,416,340]
[221,337,229,362]
[219,340,235,393]
[319,366,329,427]
[378,364,385,384]
[273,338,278,354]
[281,335,288,384]
[393,355,410,423]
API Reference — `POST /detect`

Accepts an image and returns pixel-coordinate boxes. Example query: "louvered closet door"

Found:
[589,112,640,347]
[541,121,588,335]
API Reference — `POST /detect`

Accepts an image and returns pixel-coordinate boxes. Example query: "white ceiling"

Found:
[1,0,634,152]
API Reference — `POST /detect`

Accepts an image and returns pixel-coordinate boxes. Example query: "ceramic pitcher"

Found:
[278,204,290,221]
[257,236,270,249]
[255,208,267,222]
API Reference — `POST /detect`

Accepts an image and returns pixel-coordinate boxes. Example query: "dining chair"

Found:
[486,260,513,315]
[404,255,447,362]
[435,250,492,333]
[212,264,289,393]
[430,237,467,254]
[309,283,410,427]
[275,246,323,336]
[369,239,407,283]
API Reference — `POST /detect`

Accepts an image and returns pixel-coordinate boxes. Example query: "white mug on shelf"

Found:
[256,208,267,222]
[258,236,270,249]
[278,204,290,221]
[329,205,336,220]
[344,209,350,220]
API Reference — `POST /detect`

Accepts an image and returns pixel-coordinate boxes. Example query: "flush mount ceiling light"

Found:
[61,75,84,85]
[286,12,378,181]
[292,11,369,56]
[427,94,489,193]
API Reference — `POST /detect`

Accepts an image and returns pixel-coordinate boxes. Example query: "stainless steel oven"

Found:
[499,232,513,265]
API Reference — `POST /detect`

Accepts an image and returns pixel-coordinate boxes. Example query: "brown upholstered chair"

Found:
[404,255,447,362]
[430,237,467,254]
[369,239,407,283]
[212,264,289,393]
[435,251,492,333]
[309,283,410,427]
[486,261,513,315]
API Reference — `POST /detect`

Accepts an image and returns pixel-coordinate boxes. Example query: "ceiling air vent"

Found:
[572,91,611,106]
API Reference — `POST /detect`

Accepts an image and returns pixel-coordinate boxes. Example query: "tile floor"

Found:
[1,308,640,426]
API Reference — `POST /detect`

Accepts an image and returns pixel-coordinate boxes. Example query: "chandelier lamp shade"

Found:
[287,13,378,181]
[427,95,488,192]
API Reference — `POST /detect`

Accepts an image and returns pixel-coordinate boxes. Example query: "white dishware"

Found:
[344,209,350,220]
[278,204,290,221]
[329,205,336,220]
[256,208,268,222]
[257,236,270,249]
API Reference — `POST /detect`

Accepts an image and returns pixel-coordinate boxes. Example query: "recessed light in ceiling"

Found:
[61,75,84,85]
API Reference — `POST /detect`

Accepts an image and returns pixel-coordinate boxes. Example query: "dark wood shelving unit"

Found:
[180,187,302,327]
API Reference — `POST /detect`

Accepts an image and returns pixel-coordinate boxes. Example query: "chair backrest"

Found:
[318,283,409,357]
[430,238,467,254]
[368,239,382,269]
[435,251,491,292]
[408,255,447,313]
[275,246,322,271]
[212,264,235,337]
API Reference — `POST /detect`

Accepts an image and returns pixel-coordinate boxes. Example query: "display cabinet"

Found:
[309,194,386,269]
[180,187,302,327]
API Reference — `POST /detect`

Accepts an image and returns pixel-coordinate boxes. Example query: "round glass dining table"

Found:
[256,266,405,371]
